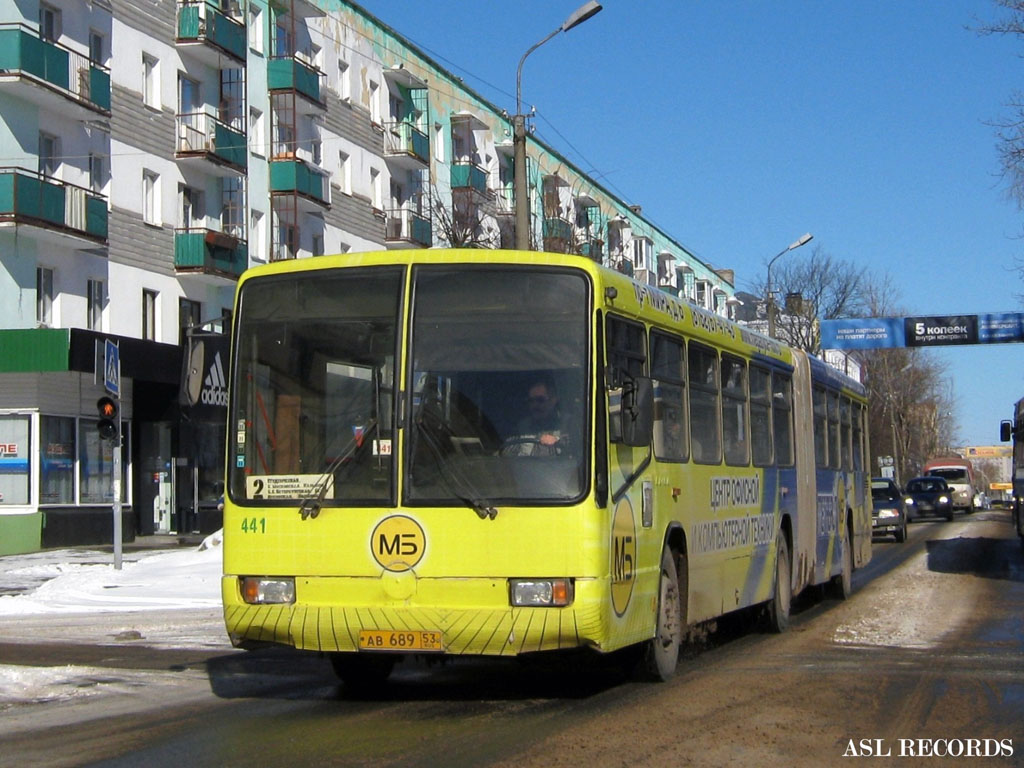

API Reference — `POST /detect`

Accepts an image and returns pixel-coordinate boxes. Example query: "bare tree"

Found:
[750,244,869,353]
[977,1,1024,296]
[431,186,501,249]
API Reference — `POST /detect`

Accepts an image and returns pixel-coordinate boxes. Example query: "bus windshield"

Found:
[229,267,403,506]
[406,266,590,505]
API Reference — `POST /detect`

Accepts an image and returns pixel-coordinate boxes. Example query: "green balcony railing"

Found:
[385,208,431,247]
[0,167,107,242]
[174,228,248,279]
[176,112,247,171]
[268,55,323,104]
[384,121,430,165]
[0,23,110,113]
[450,161,487,194]
[543,217,573,242]
[270,160,328,204]
[176,1,246,62]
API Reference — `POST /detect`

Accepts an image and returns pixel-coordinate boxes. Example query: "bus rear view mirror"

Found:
[622,376,653,448]
[1001,420,1013,443]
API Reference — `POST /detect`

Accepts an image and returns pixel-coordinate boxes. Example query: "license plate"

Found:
[358,630,443,652]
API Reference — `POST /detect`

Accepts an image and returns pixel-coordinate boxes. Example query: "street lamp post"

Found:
[513,1,602,250]
[766,232,813,338]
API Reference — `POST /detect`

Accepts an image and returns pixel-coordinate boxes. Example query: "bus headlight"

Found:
[509,578,574,607]
[241,577,295,604]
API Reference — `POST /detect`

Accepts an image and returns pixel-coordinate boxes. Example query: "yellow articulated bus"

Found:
[222,249,871,684]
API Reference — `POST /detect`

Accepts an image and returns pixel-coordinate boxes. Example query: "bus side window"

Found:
[689,343,721,464]
[750,365,773,466]
[813,386,828,468]
[828,391,841,470]
[651,331,687,462]
[773,373,794,467]
[840,396,852,471]
[605,315,647,443]
[722,354,749,466]
[852,401,864,472]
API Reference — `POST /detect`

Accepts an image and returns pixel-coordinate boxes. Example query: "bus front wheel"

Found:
[641,547,684,681]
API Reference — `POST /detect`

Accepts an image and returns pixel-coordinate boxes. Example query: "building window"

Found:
[143,170,160,225]
[250,209,264,261]
[338,60,350,100]
[39,3,61,43]
[434,123,444,162]
[179,298,201,346]
[312,233,324,257]
[40,416,75,504]
[89,30,106,65]
[248,5,263,53]
[338,151,350,194]
[36,267,53,327]
[142,53,159,109]
[80,421,125,504]
[87,279,105,331]
[370,168,381,210]
[179,184,204,229]
[369,80,380,125]
[0,415,31,505]
[88,154,106,194]
[222,177,245,239]
[38,133,59,178]
[142,289,158,341]
[249,107,264,156]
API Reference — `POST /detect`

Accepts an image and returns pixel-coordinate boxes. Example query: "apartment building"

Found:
[0,0,735,554]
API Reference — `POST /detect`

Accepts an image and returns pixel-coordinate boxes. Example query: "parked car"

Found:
[871,477,907,542]
[904,476,954,522]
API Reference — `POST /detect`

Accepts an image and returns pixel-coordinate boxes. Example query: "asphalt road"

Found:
[1,509,1022,768]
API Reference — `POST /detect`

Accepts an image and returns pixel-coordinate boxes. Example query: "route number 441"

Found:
[241,517,266,534]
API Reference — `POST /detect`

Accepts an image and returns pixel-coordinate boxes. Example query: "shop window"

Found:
[79,421,128,504]
[0,415,31,505]
[40,416,75,504]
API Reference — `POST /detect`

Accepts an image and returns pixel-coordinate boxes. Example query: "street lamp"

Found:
[513,1,603,250]
[766,232,813,338]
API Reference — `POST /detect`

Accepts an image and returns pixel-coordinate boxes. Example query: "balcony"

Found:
[0,167,107,244]
[270,158,329,208]
[174,228,248,280]
[0,23,111,118]
[176,112,247,173]
[543,216,573,244]
[580,240,604,262]
[383,121,429,169]
[268,55,325,111]
[176,1,246,65]
[450,161,487,197]
[385,208,431,248]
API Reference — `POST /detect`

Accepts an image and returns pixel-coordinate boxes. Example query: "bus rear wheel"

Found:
[330,653,397,690]
[829,521,853,600]
[767,534,791,633]
[640,548,684,681]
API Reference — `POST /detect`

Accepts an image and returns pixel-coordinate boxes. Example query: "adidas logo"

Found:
[201,352,228,407]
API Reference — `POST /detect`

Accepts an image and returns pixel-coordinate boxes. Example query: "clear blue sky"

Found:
[356,0,1024,448]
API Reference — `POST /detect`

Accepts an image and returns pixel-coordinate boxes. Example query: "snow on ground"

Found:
[0,532,223,616]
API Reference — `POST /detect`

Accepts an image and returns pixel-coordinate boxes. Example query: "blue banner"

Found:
[819,318,905,349]
[821,312,1024,349]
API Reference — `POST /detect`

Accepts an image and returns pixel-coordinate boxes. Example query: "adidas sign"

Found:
[201,351,228,407]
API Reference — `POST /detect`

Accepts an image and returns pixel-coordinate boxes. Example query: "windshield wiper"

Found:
[413,415,498,520]
[299,419,378,521]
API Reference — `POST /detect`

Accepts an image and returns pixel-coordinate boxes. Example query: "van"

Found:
[922,457,977,512]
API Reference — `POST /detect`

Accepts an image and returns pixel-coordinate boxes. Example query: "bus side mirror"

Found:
[622,376,654,447]
[1000,420,1013,443]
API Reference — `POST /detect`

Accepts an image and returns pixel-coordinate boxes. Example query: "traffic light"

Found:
[96,396,118,441]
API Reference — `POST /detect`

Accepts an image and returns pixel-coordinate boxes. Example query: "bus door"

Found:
[604,315,656,622]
